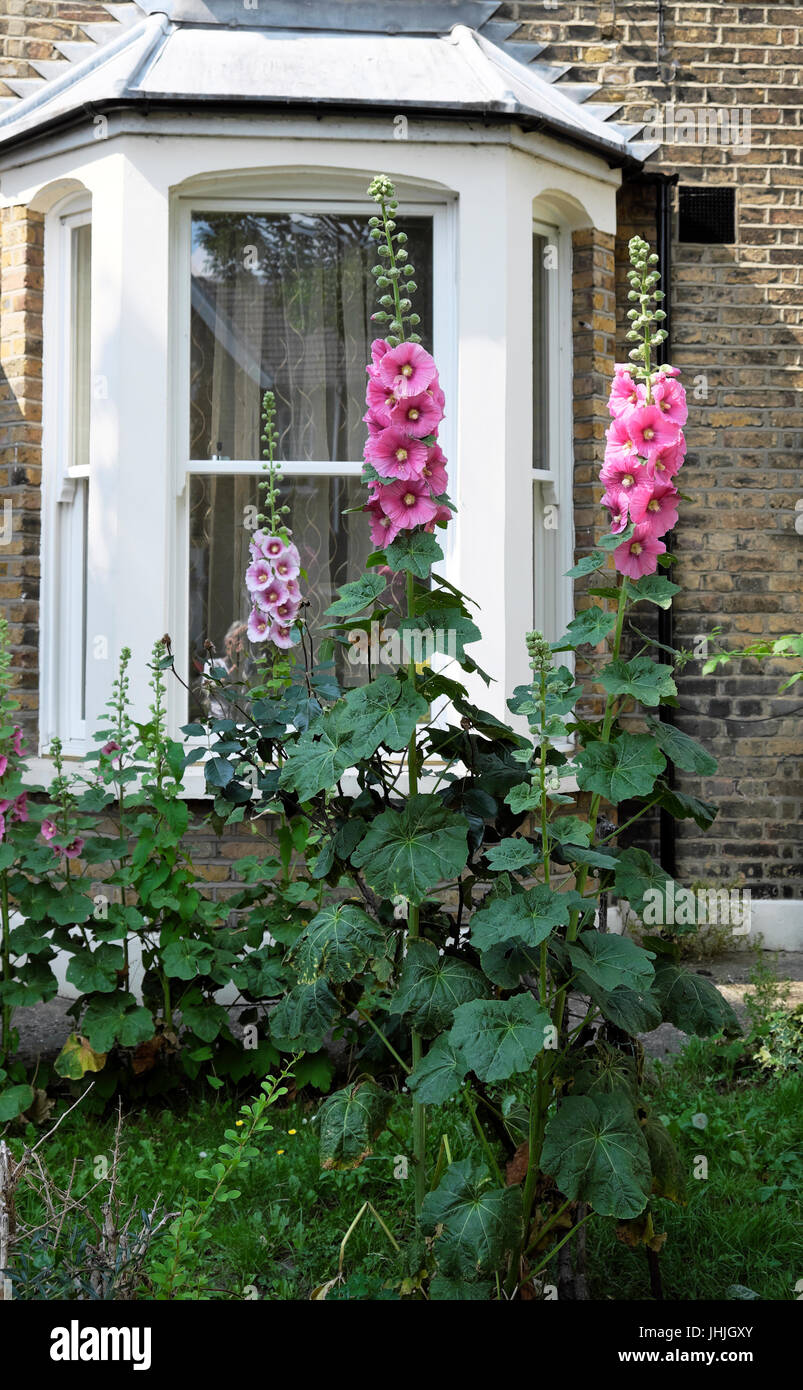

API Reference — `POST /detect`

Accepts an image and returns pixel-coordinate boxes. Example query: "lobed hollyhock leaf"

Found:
[565,551,607,578]
[386,529,443,578]
[586,982,663,1035]
[65,944,125,995]
[652,963,740,1037]
[0,1084,35,1122]
[389,940,488,1037]
[625,574,681,608]
[576,734,666,804]
[278,705,361,801]
[343,674,429,756]
[350,794,470,904]
[54,1032,107,1081]
[324,572,387,617]
[484,837,537,872]
[407,1033,468,1103]
[287,902,389,986]
[614,846,676,917]
[552,605,616,651]
[317,1078,392,1171]
[449,994,553,1082]
[420,1160,522,1276]
[270,978,340,1052]
[541,1093,651,1219]
[655,785,718,829]
[598,657,677,707]
[646,717,717,776]
[82,992,155,1054]
[567,930,655,994]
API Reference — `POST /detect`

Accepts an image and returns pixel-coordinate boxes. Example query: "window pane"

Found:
[190,212,433,461]
[188,472,373,719]
[71,222,91,471]
[532,231,549,471]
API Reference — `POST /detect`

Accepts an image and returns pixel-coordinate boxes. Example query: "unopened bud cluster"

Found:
[368,175,421,349]
[625,235,667,377]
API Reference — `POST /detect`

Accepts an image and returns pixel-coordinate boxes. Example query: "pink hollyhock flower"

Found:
[269,622,294,650]
[255,577,289,616]
[421,447,448,497]
[366,376,397,422]
[285,577,301,601]
[613,524,667,580]
[0,755,7,779]
[272,599,299,625]
[625,404,680,462]
[370,338,390,368]
[12,727,23,756]
[601,491,630,534]
[378,342,438,399]
[423,504,453,533]
[272,543,301,583]
[11,793,28,823]
[363,408,389,437]
[247,607,271,642]
[250,529,272,559]
[40,818,58,841]
[604,415,640,470]
[389,392,442,438]
[365,427,428,481]
[653,434,686,479]
[629,477,680,536]
[608,370,644,418]
[366,499,403,547]
[378,478,440,530]
[599,455,651,495]
[246,559,274,594]
[101,741,121,756]
[651,375,688,427]
[62,837,85,861]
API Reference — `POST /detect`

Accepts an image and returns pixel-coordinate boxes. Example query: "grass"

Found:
[5,1037,802,1300]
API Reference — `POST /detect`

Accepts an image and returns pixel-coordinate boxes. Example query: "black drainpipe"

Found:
[654,174,678,878]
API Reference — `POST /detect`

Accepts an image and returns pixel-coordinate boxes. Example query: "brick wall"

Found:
[504,1,803,897]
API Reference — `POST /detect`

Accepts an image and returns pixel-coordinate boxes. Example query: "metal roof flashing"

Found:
[0,6,653,168]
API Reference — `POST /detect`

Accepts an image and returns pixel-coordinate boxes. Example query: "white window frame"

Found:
[41,195,92,755]
[531,216,575,648]
[169,190,456,730]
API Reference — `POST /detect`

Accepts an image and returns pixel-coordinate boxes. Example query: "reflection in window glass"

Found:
[190,212,433,461]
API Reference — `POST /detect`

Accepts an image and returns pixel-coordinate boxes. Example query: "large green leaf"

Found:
[407,1034,468,1103]
[389,940,488,1037]
[270,979,340,1051]
[398,608,480,662]
[65,944,125,995]
[449,994,552,1082]
[160,938,216,981]
[82,992,154,1054]
[420,1160,522,1276]
[554,605,616,651]
[350,794,469,904]
[470,884,572,959]
[287,902,388,985]
[325,572,387,617]
[541,1093,651,1219]
[625,574,680,608]
[386,529,443,578]
[484,838,537,873]
[646,717,717,776]
[278,705,360,800]
[614,846,675,917]
[598,658,677,708]
[0,1084,35,1122]
[652,963,739,1037]
[567,930,655,994]
[589,983,662,1035]
[317,1079,392,1170]
[576,734,666,804]
[655,785,718,830]
[0,958,58,1007]
[342,674,428,757]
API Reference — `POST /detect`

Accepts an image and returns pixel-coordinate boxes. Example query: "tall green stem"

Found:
[1,870,11,1059]
[405,570,426,1212]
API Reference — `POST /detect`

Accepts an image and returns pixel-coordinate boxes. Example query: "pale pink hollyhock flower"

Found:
[389,392,442,438]
[269,622,294,650]
[601,491,630,534]
[62,837,85,861]
[651,375,688,427]
[599,455,651,495]
[365,427,428,481]
[247,607,270,642]
[284,577,301,601]
[12,728,23,756]
[608,370,644,418]
[273,599,299,625]
[604,415,640,470]
[613,524,666,580]
[653,435,686,480]
[378,342,438,399]
[272,543,301,583]
[629,477,680,536]
[625,404,680,462]
[250,529,272,559]
[255,577,289,616]
[41,818,58,841]
[245,559,274,594]
[378,478,440,529]
[366,499,403,547]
